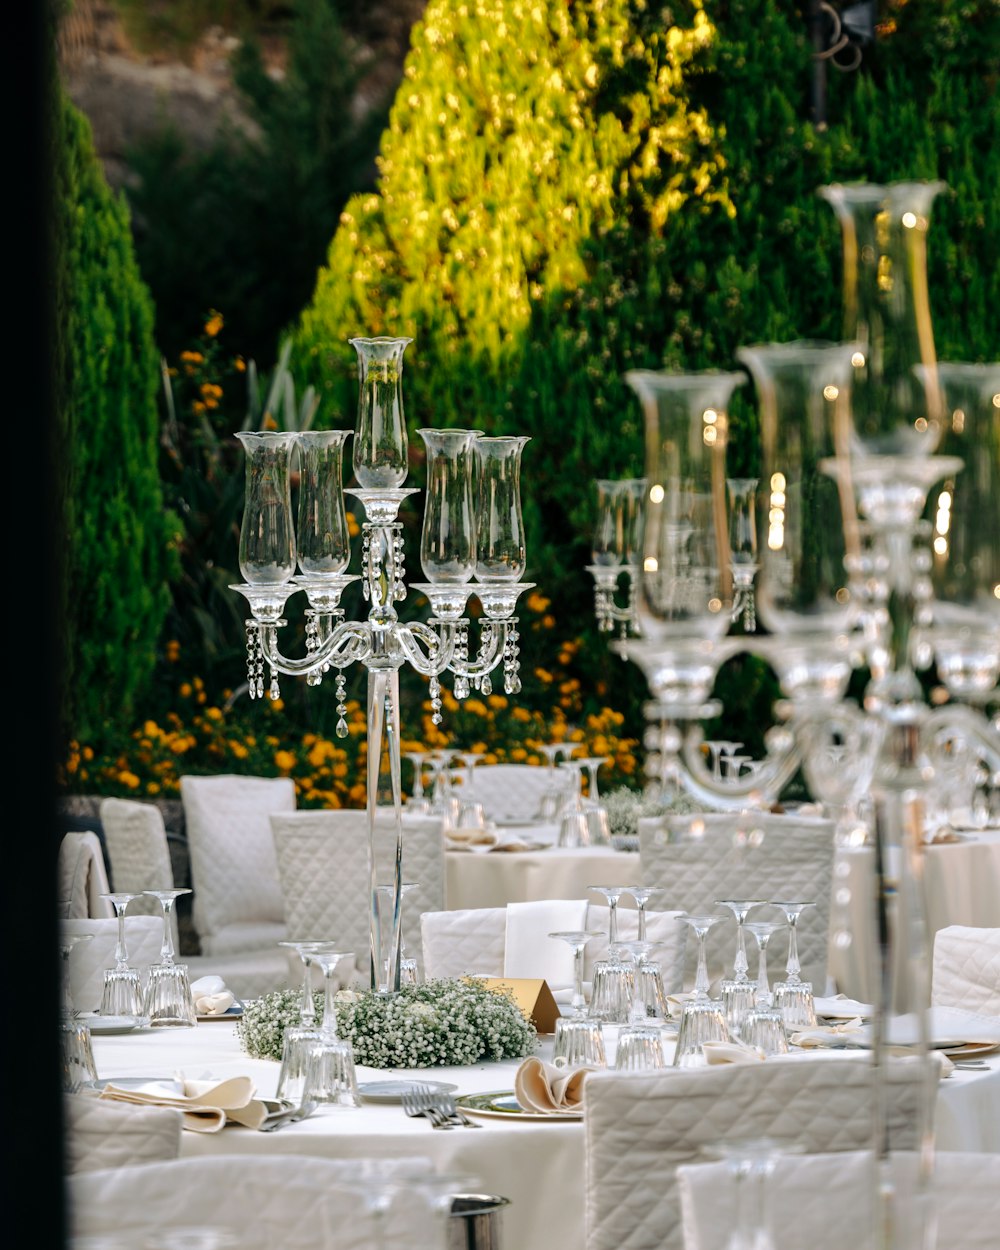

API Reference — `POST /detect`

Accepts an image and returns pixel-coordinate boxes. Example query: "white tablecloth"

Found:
[446,844,638,909]
[829,830,1000,1002]
[87,1019,1000,1250]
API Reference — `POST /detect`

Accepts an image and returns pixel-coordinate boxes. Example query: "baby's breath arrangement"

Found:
[236,979,538,1068]
[603,785,703,848]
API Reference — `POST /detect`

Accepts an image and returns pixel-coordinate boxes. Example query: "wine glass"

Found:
[548,930,607,1068]
[613,940,668,1069]
[405,751,431,813]
[558,759,592,847]
[741,920,790,1056]
[375,883,420,986]
[770,901,817,1029]
[142,888,196,1028]
[275,940,326,1103]
[716,899,768,1038]
[427,749,461,828]
[672,915,729,1068]
[299,943,360,1107]
[60,931,98,1091]
[703,1138,791,1250]
[97,892,144,1018]
[535,742,571,819]
[587,885,635,1023]
[623,886,669,1016]
[454,751,486,828]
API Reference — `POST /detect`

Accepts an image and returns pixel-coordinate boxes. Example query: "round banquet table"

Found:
[446,843,638,909]
[86,1017,1000,1250]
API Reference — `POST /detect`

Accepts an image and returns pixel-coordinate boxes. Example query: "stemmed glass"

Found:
[427,749,460,829]
[770,901,817,1029]
[142,888,197,1028]
[298,943,360,1107]
[548,930,607,1068]
[704,1138,789,1250]
[579,756,612,844]
[404,751,431,813]
[454,751,486,828]
[535,742,571,819]
[587,886,634,1023]
[275,940,325,1103]
[614,940,668,1069]
[623,887,669,1018]
[60,931,98,1091]
[672,915,729,1067]
[98,892,145,1018]
[558,760,592,847]
[741,920,790,1056]
[717,899,767,1038]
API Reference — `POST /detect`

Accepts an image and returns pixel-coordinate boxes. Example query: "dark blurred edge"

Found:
[9,1,66,1245]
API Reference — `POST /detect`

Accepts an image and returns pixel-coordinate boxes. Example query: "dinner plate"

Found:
[939,1040,1000,1059]
[197,1005,244,1022]
[455,1090,583,1122]
[84,1015,149,1036]
[358,1080,458,1104]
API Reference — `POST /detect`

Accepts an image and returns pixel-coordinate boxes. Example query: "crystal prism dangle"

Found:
[335,671,349,738]
[429,674,443,725]
[504,620,521,695]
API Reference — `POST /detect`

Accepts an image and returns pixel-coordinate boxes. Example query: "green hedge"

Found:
[54,92,179,754]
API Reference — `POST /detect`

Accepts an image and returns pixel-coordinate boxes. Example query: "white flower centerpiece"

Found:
[603,785,703,851]
[237,978,538,1068]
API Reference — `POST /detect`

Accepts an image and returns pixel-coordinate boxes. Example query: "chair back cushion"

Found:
[468,764,555,823]
[63,916,166,1014]
[98,797,178,944]
[931,925,1000,1013]
[270,808,446,982]
[181,774,295,952]
[421,907,507,980]
[639,811,835,990]
[584,1057,931,1250]
[64,1093,183,1173]
[58,832,114,920]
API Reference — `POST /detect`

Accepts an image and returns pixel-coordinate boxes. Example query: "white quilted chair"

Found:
[677,1149,1000,1250]
[468,764,554,823]
[583,1057,933,1250]
[639,811,835,992]
[62,915,165,1014]
[67,1154,444,1250]
[63,1092,183,1174]
[421,902,687,997]
[931,925,1000,1013]
[99,795,290,999]
[57,831,114,919]
[180,773,296,956]
[99,796,179,947]
[270,808,447,985]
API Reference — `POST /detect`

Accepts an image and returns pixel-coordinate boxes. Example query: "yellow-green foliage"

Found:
[293,0,729,386]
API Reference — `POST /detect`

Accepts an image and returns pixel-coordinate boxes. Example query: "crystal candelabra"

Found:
[588,181,999,1250]
[231,335,534,993]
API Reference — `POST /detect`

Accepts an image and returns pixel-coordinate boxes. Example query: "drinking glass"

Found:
[704,1138,788,1250]
[535,742,572,819]
[770,901,817,1029]
[142,889,197,1028]
[623,886,670,1017]
[588,886,635,1023]
[60,932,98,1091]
[427,750,461,829]
[98,892,144,1018]
[454,751,486,828]
[275,940,325,1103]
[549,930,607,1068]
[672,915,729,1067]
[579,756,612,845]
[613,940,668,1070]
[717,899,767,1037]
[741,921,790,1056]
[558,760,592,847]
[405,751,431,812]
[299,944,360,1107]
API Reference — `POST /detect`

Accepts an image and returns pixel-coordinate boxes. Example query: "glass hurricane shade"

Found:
[624,369,744,643]
[349,336,412,489]
[237,431,298,586]
[295,429,353,576]
[592,478,647,567]
[418,428,482,582]
[475,436,530,581]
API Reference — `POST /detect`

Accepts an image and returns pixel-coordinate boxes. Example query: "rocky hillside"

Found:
[58,0,427,190]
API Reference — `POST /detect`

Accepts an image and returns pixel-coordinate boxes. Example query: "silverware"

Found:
[435,1091,482,1127]
[258,1099,317,1131]
[401,1086,454,1129]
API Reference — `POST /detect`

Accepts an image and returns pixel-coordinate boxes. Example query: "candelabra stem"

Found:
[366,666,405,993]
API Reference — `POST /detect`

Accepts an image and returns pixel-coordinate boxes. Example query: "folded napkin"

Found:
[789,1017,865,1048]
[922,827,964,844]
[514,1056,594,1114]
[504,899,590,988]
[190,976,236,1016]
[702,1039,766,1065]
[446,827,499,851]
[99,1075,270,1133]
[667,992,695,1019]
[814,994,873,1020]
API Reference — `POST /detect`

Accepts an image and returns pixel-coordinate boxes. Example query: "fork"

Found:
[258,1099,318,1131]
[401,1087,454,1129]
[434,1091,481,1128]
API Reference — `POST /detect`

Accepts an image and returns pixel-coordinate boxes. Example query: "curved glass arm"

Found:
[673,721,803,811]
[258,618,372,677]
[921,703,1000,772]
[448,619,508,678]
[394,621,456,677]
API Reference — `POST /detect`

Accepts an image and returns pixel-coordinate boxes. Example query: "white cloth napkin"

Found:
[513,1055,593,1113]
[789,1018,866,1048]
[190,976,236,1016]
[504,899,590,988]
[702,1039,766,1064]
[814,995,873,1019]
[98,1075,270,1132]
